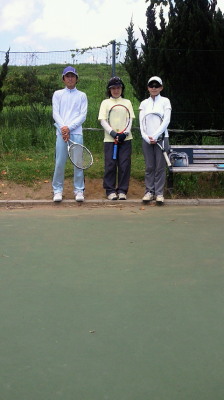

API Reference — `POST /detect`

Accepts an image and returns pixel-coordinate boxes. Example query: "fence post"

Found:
[111,40,116,77]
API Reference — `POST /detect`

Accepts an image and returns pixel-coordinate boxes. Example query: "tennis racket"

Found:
[54,123,93,170]
[108,104,131,159]
[142,113,171,167]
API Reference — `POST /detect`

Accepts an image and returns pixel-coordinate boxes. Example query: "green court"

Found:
[0,205,224,400]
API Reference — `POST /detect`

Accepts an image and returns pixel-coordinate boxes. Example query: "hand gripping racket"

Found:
[107,104,131,160]
[54,123,93,170]
[142,113,171,167]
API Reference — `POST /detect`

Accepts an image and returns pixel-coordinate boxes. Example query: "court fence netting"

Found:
[1,41,224,140]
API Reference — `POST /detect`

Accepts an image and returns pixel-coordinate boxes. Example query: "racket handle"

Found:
[163,151,172,167]
[112,143,118,160]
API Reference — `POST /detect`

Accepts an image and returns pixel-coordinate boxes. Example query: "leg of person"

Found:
[142,140,156,201]
[70,133,85,202]
[103,142,118,200]
[154,137,169,204]
[52,134,68,201]
[117,140,132,200]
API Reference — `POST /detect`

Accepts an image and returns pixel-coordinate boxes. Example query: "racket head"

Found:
[108,104,131,134]
[142,112,162,137]
[68,142,93,170]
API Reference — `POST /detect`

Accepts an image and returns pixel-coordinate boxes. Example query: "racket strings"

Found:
[108,105,130,134]
[69,144,93,169]
[143,114,162,137]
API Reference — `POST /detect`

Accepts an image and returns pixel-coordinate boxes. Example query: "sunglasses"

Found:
[148,82,161,88]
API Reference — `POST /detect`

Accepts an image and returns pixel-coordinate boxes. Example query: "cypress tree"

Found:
[124,0,224,128]
[0,49,10,113]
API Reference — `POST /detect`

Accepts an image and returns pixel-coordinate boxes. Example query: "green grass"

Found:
[0,148,145,185]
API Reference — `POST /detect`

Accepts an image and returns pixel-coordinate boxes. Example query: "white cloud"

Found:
[0,0,223,52]
[217,0,224,12]
[27,0,147,49]
[0,0,37,31]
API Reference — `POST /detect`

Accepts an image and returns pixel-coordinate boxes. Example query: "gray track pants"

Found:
[142,137,169,196]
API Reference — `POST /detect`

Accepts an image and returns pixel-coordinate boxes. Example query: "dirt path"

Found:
[0,178,145,200]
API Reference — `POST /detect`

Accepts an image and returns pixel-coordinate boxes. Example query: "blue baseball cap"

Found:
[62,66,79,78]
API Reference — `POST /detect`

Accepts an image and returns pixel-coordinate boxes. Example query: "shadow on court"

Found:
[1,205,224,400]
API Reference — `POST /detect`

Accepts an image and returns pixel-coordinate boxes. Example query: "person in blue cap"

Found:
[52,66,88,202]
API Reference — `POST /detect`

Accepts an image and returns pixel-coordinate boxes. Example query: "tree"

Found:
[123,19,145,99]
[124,0,224,128]
[0,49,10,112]
[5,67,58,106]
[123,1,168,101]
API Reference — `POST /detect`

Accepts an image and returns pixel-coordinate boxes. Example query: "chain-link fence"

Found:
[0,42,127,67]
[1,42,224,138]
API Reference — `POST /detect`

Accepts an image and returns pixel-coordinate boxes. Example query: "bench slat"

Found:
[172,145,224,149]
[194,155,224,159]
[193,150,224,154]
[171,165,224,172]
[193,159,224,166]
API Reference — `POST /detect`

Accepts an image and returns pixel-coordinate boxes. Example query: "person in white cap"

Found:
[52,66,88,202]
[139,76,172,204]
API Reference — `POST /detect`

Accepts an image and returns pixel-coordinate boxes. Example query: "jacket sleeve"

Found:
[68,93,88,131]
[139,107,151,144]
[52,91,65,129]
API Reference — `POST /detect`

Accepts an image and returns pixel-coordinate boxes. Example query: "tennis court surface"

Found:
[1,205,224,400]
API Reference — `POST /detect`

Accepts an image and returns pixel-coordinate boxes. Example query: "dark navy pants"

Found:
[103,141,132,195]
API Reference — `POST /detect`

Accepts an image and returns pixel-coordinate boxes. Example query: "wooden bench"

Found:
[169,145,224,172]
[167,145,224,189]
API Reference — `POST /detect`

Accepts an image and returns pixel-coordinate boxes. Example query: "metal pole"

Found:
[111,40,116,77]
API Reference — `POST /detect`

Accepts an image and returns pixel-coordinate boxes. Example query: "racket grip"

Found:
[164,152,172,167]
[112,143,118,160]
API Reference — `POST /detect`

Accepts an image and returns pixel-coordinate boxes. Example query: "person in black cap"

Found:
[52,66,88,202]
[139,76,172,205]
[98,76,135,200]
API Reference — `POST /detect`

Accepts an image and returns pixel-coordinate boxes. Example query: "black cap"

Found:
[107,76,125,89]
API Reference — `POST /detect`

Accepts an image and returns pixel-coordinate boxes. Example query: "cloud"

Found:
[0,0,37,31]
[27,0,147,49]
[82,0,105,11]
[1,0,223,53]
[217,0,224,11]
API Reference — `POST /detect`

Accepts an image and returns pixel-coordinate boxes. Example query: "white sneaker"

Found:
[53,192,62,202]
[107,192,118,200]
[142,192,154,202]
[118,193,127,200]
[156,195,164,204]
[75,191,84,202]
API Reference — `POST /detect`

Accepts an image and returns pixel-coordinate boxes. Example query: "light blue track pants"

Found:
[52,133,85,195]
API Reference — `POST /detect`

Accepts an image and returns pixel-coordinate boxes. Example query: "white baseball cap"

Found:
[148,76,163,86]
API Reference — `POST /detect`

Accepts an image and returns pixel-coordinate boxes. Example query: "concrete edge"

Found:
[1,198,224,208]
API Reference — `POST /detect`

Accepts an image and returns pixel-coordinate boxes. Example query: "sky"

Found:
[0,0,224,53]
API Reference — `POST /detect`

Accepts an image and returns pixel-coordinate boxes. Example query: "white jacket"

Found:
[52,87,88,135]
[139,94,171,144]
